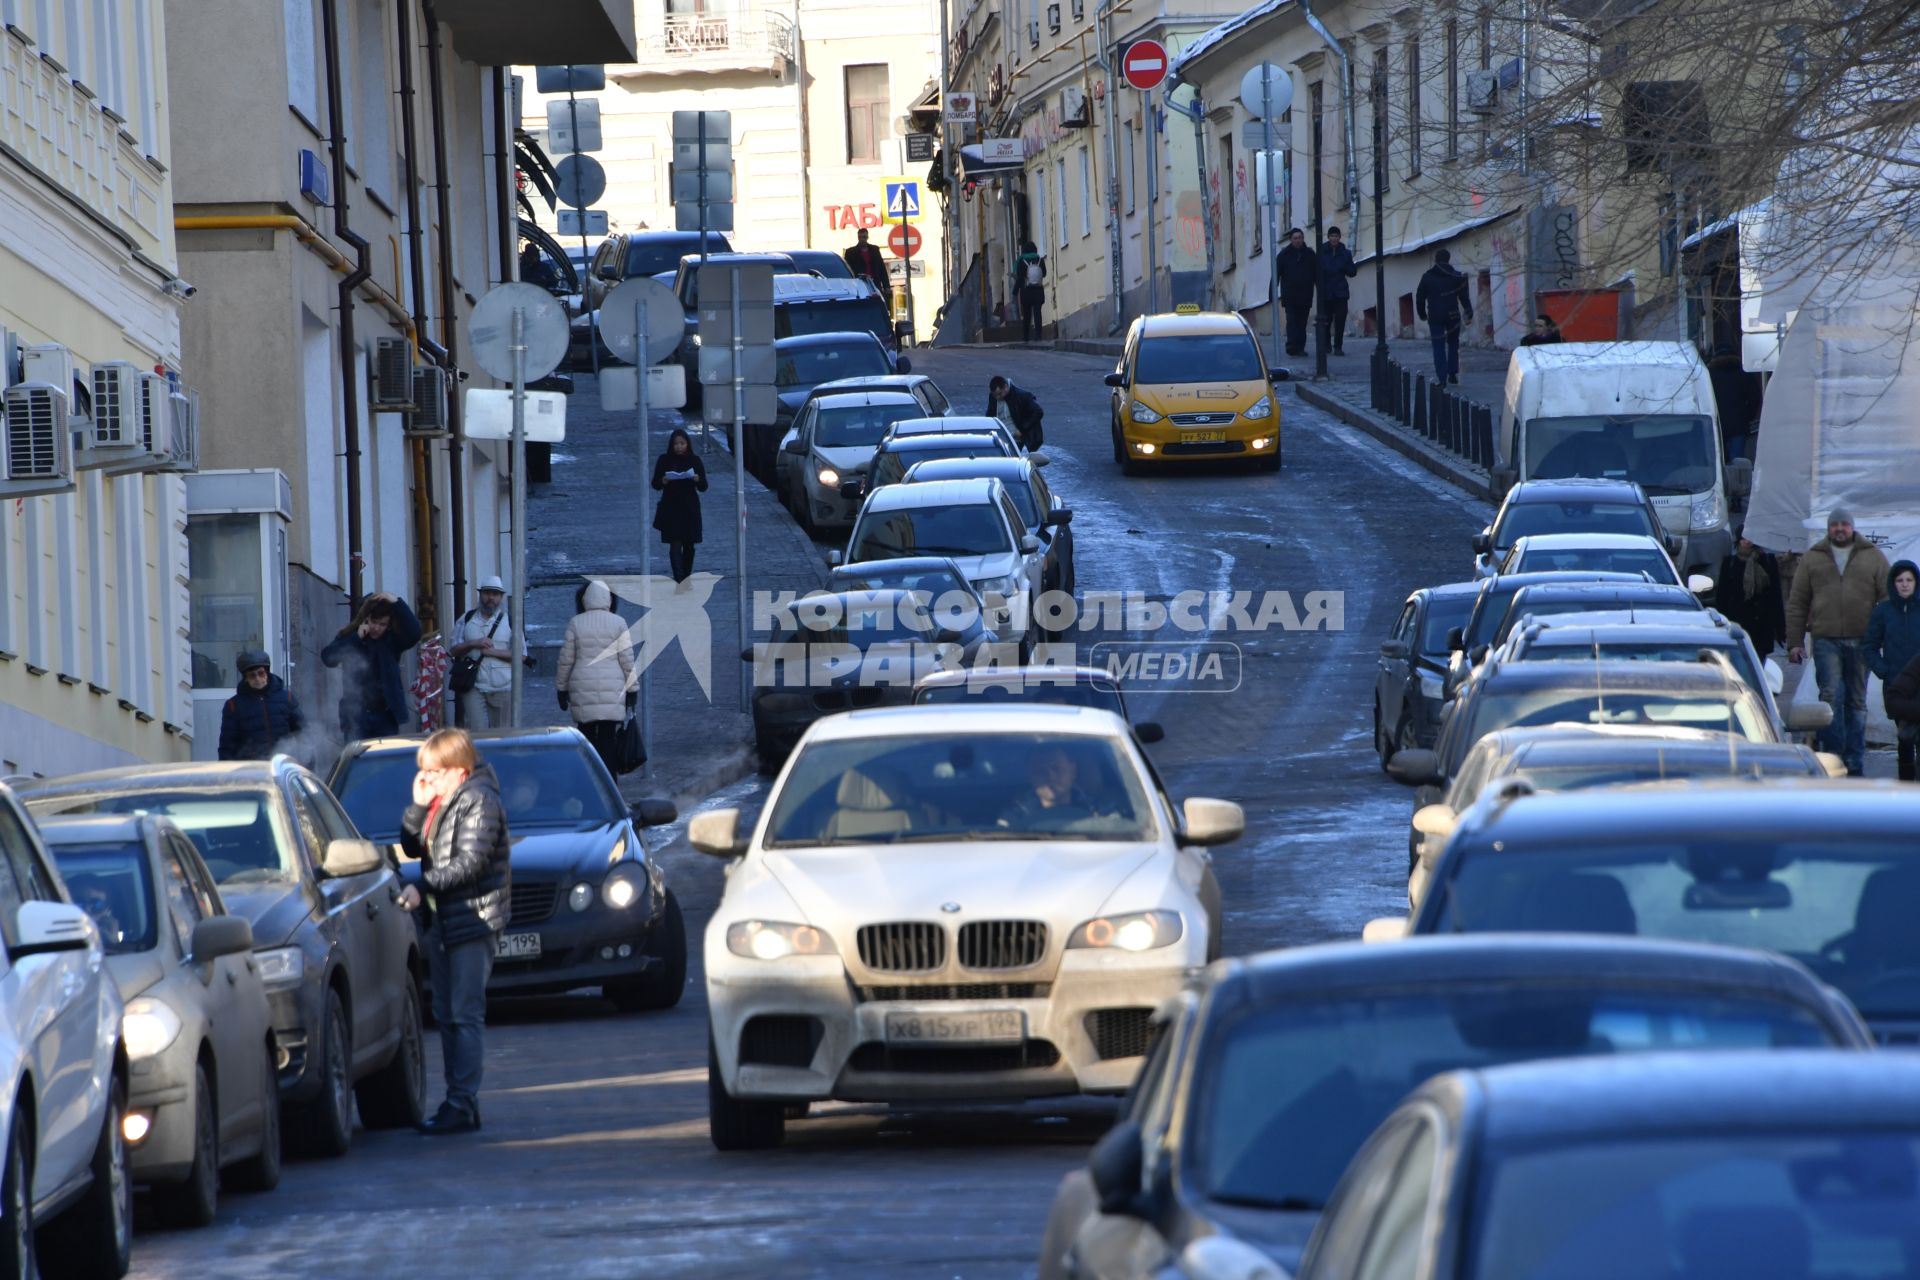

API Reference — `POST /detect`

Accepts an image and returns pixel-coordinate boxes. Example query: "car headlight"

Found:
[1418,671,1444,700]
[726,920,833,960]
[976,575,1020,600]
[603,873,641,910]
[1690,488,1724,533]
[1243,394,1273,420]
[124,997,183,1060]
[1068,910,1184,952]
[569,882,595,913]
[255,946,304,992]
[1129,401,1163,424]
[816,464,841,487]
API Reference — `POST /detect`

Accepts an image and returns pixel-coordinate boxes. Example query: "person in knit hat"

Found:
[1785,508,1889,775]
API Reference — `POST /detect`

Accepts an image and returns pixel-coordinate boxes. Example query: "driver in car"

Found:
[76,882,124,945]
[999,746,1097,827]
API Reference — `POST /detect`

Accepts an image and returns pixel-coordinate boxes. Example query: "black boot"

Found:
[417,1100,480,1135]
[1899,741,1916,782]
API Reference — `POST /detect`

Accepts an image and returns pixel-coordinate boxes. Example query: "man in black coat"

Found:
[1276,227,1319,356]
[1315,226,1358,356]
[1414,248,1474,385]
[320,592,423,742]
[844,229,889,297]
[218,650,305,760]
[987,376,1045,451]
[1715,528,1786,657]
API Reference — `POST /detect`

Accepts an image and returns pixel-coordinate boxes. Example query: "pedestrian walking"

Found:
[320,591,422,741]
[1016,241,1048,342]
[556,580,637,776]
[1276,228,1318,357]
[1517,313,1564,346]
[652,430,708,585]
[395,729,510,1135]
[1714,528,1786,657]
[1884,651,1920,779]
[986,376,1045,451]
[450,576,515,729]
[1784,509,1890,775]
[844,228,888,297]
[217,650,304,760]
[1865,559,1920,781]
[1415,248,1475,385]
[1315,227,1357,355]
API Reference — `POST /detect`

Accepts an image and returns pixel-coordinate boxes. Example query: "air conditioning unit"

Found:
[87,362,142,449]
[371,337,414,408]
[1071,0,1083,17]
[160,387,199,473]
[1047,2,1060,33]
[408,366,449,436]
[1,382,76,496]
[1061,84,1090,128]
[1028,19,1039,48]
[1466,69,1498,113]
[20,344,74,402]
[99,373,174,475]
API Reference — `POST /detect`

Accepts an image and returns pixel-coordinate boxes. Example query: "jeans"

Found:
[1283,305,1311,355]
[1812,637,1870,775]
[458,688,510,729]
[1429,318,1462,381]
[425,921,493,1115]
[1020,285,1045,340]
[669,542,696,582]
[1317,300,1349,353]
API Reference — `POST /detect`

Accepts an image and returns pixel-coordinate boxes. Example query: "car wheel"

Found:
[290,990,353,1158]
[2,1110,34,1280]
[1257,449,1282,473]
[226,1045,281,1193]
[605,888,688,1013]
[356,982,426,1130]
[707,1034,785,1151]
[753,730,784,776]
[153,1063,219,1229]
[1374,699,1394,770]
[41,1072,130,1279]
[1395,713,1418,757]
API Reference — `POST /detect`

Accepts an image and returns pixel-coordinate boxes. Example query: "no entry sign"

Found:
[887,223,922,258]
[1123,39,1169,91]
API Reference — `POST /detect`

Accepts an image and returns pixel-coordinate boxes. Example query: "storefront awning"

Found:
[957,141,1025,181]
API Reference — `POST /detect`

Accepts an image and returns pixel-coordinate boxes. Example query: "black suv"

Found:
[1471,477,1677,578]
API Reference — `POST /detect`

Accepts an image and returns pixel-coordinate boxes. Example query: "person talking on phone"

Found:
[321,591,422,741]
[396,729,511,1135]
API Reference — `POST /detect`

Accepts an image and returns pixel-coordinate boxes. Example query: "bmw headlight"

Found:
[1690,487,1724,533]
[255,946,305,992]
[1130,401,1163,424]
[569,882,595,913]
[603,873,641,910]
[1243,394,1273,420]
[124,997,183,1060]
[816,464,841,487]
[1068,910,1184,952]
[726,920,833,961]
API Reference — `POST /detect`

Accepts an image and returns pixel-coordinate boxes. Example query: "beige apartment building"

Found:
[0,0,195,775]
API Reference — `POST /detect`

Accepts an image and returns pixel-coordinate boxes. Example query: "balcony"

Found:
[632,11,796,77]
[435,0,637,65]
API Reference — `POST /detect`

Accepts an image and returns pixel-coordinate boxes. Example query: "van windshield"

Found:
[1525,416,1716,493]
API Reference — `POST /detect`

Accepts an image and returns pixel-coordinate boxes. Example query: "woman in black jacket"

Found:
[396,729,511,1134]
[652,429,709,584]
[1715,528,1786,656]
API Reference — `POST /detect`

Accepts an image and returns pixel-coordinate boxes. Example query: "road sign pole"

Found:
[509,305,528,727]
[635,295,652,776]
[729,267,749,713]
[568,87,599,377]
[1263,79,1281,367]
[1145,89,1159,315]
[699,113,710,453]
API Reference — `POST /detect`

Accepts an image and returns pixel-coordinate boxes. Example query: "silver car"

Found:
[41,813,280,1226]
[778,390,928,533]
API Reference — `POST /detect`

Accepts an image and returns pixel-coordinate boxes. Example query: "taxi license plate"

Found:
[884,1009,1024,1045]
[1182,429,1228,442]
[493,932,541,960]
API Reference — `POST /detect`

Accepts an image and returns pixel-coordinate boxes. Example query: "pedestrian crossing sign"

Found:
[883,180,921,219]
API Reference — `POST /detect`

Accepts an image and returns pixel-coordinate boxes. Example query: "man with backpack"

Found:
[1017,240,1048,341]
[987,376,1045,451]
[450,575,515,728]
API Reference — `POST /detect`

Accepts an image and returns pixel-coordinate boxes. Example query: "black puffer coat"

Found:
[400,764,511,946]
[218,673,304,760]
[1886,651,1920,725]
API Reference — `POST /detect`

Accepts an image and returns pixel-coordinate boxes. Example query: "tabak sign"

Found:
[825,202,889,231]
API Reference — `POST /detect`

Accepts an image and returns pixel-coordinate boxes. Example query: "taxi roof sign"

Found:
[1174,302,1201,314]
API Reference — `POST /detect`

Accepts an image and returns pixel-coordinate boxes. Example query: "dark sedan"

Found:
[328,728,684,1013]
[1471,476,1675,578]
[1374,582,1479,768]
[1042,935,1870,1280]
[1444,570,1658,698]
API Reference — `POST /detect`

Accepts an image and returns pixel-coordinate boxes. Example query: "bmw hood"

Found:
[104,951,168,1003]
[220,882,313,950]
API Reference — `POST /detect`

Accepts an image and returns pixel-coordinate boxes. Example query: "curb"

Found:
[1053,338,1124,359]
[1294,383,1495,502]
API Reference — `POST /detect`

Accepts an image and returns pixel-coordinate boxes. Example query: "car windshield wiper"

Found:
[1210,1192,1324,1212]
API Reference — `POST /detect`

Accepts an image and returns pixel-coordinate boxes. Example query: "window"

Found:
[0,502,13,659]
[1217,135,1236,265]
[1357,1121,1439,1280]
[22,500,44,671]
[284,0,319,122]
[186,514,265,693]
[1078,146,1092,237]
[54,493,77,680]
[131,0,157,153]
[90,0,124,117]
[1406,38,1422,179]
[60,0,83,80]
[1032,169,1049,253]
[1123,121,1136,213]
[1372,49,1390,194]
[160,841,207,953]
[1055,156,1069,249]
[356,0,394,199]
[845,64,890,164]
[1444,18,1460,160]
[0,803,60,903]
[1310,81,1325,230]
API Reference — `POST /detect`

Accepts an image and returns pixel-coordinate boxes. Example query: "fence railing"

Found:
[1369,347,1496,469]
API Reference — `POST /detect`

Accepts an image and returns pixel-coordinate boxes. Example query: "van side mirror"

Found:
[1104,371,1126,388]
[1471,531,1492,555]
[1087,1120,1146,1217]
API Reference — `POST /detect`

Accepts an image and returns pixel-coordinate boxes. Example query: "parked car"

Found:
[783,249,855,280]
[1471,477,1676,579]
[913,667,1164,743]
[843,430,1017,500]
[41,814,279,1226]
[771,274,893,346]
[328,728,684,1013]
[1287,1052,1919,1280]
[777,391,928,533]
[804,372,953,418]
[18,759,427,1156]
[1488,581,1708,645]
[0,782,131,1279]
[667,251,806,397]
[902,455,1074,600]
[1373,582,1481,768]
[1496,614,1780,714]
[1443,570,1667,698]
[1046,935,1871,1280]
[884,413,1028,458]
[773,332,903,426]
[582,229,733,313]
[1105,312,1285,473]
[1498,531,1702,589]
[692,704,1241,1149]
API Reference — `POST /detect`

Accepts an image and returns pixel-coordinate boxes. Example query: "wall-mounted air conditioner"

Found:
[77,361,143,469]
[1047,2,1060,33]
[372,337,415,408]
[1466,69,1498,113]
[21,344,73,403]
[99,372,175,475]
[408,367,450,437]
[1061,84,1090,128]
[160,387,199,473]
[1,382,76,497]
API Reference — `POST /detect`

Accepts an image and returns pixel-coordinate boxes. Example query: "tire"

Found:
[1257,450,1282,472]
[1110,420,1127,466]
[153,1063,218,1229]
[40,1073,130,1279]
[356,983,426,1130]
[1,1113,34,1280]
[225,1046,281,1193]
[753,729,784,776]
[707,1035,785,1151]
[1374,700,1393,771]
[290,991,353,1158]
[604,889,687,1013]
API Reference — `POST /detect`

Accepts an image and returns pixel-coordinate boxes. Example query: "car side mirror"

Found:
[1764,657,1785,696]
[1178,1238,1294,1280]
[1470,644,1489,663]
[1471,531,1492,554]
[784,439,807,455]
[1815,751,1848,778]
[1020,535,1041,554]
[321,837,382,878]
[189,915,254,962]
[1179,797,1244,846]
[895,356,912,373]
[1387,749,1441,785]
[1269,367,1291,382]
[825,550,843,567]
[1446,626,1465,652]
[1031,454,1051,467]
[13,900,92,958]
[1049,508,1073,526]
[1491,466,1516,490]
[1686,572,1715,596]
[689,808,749,858]
[595,264,620,281]
[1786,701,1834,732]
[1133,721,1164,744]
[1104,371,1126,388]
[631,798,679,827]
[1086,1119,1146,1217]
[1411,804,1457,839]
[1379,639,1411,660]
[1363,916,1409,943]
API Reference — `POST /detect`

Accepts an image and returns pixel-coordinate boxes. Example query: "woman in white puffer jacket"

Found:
[555,580,636,773]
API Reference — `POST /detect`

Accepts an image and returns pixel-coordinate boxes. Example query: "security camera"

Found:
[161,278,197,298]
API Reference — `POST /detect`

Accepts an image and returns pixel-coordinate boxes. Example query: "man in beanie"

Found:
[218,650,304,760]
[1785,508,1889,774]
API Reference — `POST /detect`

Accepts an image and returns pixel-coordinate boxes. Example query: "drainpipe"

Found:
[1300,0,1360,249]
[1164,78,1217,307]
[396,0,440,628]
[321,0,371,607]
[492,69,515,282]
[425,3,467,607]
[1091,9,1124,333]
[793,4,810,245]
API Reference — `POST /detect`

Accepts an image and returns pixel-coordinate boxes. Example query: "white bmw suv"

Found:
[0,783,131,1278]
[692,705,1242,1150]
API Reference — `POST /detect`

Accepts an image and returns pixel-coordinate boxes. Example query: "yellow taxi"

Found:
[1104,311,1286,473]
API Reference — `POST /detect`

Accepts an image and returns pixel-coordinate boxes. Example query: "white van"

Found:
[1494,341,1731,576]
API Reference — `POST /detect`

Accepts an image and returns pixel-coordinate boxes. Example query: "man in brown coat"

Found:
[1784,508,1889,775]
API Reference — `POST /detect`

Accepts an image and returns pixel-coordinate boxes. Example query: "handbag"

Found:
[615,713,646,775]
[449,610,503,694]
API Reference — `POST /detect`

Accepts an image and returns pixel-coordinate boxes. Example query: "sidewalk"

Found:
[515,375,828,806]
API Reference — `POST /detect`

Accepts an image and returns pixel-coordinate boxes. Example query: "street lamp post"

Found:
[1371,70,1388,363]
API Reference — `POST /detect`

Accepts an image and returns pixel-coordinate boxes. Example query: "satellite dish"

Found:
[468,283,570,384]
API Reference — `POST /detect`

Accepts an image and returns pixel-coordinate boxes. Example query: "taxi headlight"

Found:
[1068,910,1183,952]
[1243,395,1273,420]
[726,920,833,961]
[1129,401,1163,424]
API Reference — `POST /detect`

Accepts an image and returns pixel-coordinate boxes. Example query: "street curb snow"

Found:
[1293,383,1495,502]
